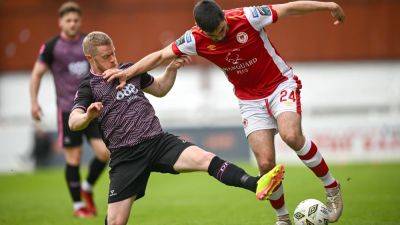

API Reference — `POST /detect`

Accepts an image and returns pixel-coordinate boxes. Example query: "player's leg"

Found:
[172,145,256,192]
[64,146,94,217]
[239,98,290,223]
[172,145,284,199]
[84,122,109,191]
[248,130,290,223]
[59,111,93,217]
[80,138,109,214]
[81,122,109,214]
[273,76,342,222]
[106,197,135,225]
[276,112,342,222]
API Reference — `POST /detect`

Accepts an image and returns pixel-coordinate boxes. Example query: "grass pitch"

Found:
[0,163,399,225]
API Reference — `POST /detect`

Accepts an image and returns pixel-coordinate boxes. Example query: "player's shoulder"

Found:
[80,74,91,86]
[224,7,246,19]
[43,35,61,48]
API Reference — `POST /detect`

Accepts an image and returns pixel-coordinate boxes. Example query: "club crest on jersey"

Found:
[236,32,248,44]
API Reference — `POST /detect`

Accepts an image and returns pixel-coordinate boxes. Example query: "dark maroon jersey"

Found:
[38,34,89,112]
[72,63,163,151]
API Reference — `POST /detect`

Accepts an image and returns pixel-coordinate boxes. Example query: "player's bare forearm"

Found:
[68,109,93,131]
[146,67,177,97]
[30,61,47,104]
[143,56,189,97]
[273,1,345,24]
[126,45,177,80]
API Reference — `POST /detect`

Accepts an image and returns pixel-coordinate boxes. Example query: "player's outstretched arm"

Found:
[69,102,103,131]
[273,1,345,25]
[30,61,48,121]
[143,56,191,97]
[103,45,178,90]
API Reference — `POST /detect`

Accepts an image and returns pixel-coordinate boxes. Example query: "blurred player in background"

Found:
[104,1,346,224]
[69,31,285,225]
[29,1,109,218]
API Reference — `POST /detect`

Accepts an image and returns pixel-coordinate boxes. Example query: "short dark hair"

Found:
[58,1,82,18]
[194,0,224,33]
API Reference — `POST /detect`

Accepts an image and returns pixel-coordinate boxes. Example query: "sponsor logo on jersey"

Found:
[236,32,248,44]
[116,83,139,101]
[256,6,271,16]
[68,60,89,77]
[225,49,243,65]
[223,49,258,74]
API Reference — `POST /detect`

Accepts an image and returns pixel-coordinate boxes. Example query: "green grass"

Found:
[0,163,400,225]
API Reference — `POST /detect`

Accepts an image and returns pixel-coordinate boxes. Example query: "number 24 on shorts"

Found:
[280,90,296,102]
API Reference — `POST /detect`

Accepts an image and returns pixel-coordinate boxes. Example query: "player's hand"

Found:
[86,102,103,120]
[31,102,42,121]
[330,2,345,25]
[166,56,192,71]
[103,68,127,90]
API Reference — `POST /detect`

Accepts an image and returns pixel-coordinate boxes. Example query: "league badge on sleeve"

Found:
[256,6,271,16]
[176,35,186,46]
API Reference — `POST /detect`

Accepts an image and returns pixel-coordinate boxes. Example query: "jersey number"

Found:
[280,90,296,102]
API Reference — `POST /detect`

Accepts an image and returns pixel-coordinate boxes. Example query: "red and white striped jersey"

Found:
[172,5,293,100]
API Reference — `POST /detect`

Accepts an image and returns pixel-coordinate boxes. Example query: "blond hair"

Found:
[59,1,81,17]
[82,31,113,56]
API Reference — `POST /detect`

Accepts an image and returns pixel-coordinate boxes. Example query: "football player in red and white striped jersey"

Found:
[104,1,345,224]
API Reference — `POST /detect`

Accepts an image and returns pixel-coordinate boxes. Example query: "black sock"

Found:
[65,164,81,202]
[87,157,107,186]
[105,215,108,225]
[208,156,258,192]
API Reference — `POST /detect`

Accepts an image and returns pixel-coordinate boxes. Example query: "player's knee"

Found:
[107,214,127,225]
[258,160,275,175]
[280,130,302,148]
[97,150,110,162]
[64,152,81,165]
[195,150,216,168]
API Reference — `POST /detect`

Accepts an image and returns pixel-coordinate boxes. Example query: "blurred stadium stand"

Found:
[0,0,399,172]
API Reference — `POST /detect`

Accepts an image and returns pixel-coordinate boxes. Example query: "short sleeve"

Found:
[72,77,94,112]
[243,5,278,31]
[140,73,155,89]
[37,36,58,67]
[171,30,197,56]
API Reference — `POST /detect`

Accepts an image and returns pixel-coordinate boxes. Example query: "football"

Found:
[293,199,330,225]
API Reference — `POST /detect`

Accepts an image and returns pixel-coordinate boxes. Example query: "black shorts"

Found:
[57,111,102,148]
[108,132,194,203]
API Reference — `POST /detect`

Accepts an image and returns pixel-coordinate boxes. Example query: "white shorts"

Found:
[239,76,302,137]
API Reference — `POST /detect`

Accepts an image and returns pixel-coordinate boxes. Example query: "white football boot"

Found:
[326,184,343,222]
[276,214,292,225]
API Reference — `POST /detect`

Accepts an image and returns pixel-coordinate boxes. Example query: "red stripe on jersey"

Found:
[269,5,278,23]
[294,76,302,114]
[265,99,273,116]
[299,142,318,160]
[171,43,184,56]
